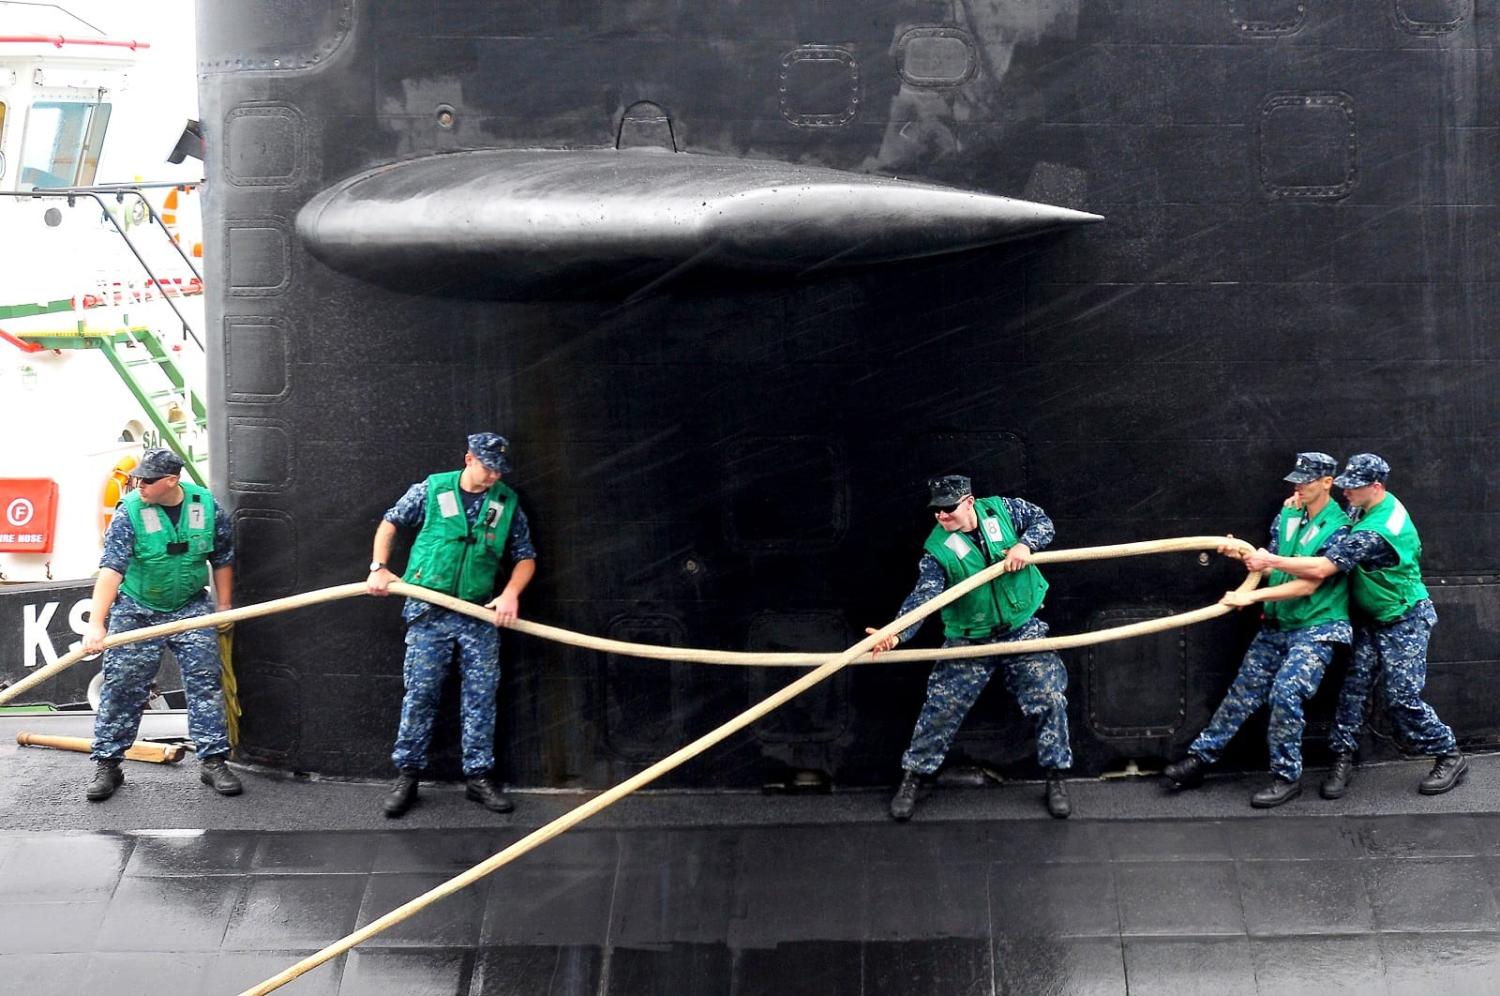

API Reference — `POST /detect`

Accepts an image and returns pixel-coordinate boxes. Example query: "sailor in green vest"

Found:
[81,447,242,801]
[1244,453,1466,797]
[1161,452,1352,807]
[367,432,537,817]
[866,475,1073,820]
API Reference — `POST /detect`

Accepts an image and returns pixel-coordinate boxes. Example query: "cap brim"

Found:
[1283,472,1316,484]
[1333,475,1366,488]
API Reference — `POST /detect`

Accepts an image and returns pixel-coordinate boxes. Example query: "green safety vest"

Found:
[922,496,1049,639]
[119,483,216,612]
[1261,501,1351,631]
[402,471,517,602]
[1347,492,1428,623]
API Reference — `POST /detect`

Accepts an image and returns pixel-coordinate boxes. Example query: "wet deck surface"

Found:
[3,717,1499,994]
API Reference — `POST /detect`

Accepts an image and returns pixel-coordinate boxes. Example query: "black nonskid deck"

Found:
[2,717,1498,994]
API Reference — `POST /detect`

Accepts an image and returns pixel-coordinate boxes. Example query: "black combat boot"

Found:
[888,770,928,821]
[1045,772,1071,819]
[1161,754,1206,790]
[1321,752,1355,800]
[465,774,514,813]
[1251,776,1302,808]
[382,771,420,818]
[86,758,124,801]
[199,755,243,796]
[1419,752,1468,795]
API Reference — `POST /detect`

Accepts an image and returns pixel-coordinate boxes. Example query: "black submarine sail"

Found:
[198,0,1499,785]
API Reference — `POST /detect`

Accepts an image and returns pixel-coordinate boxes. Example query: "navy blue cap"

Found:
[130,448,184,479]
[1334,453,1390,489]
[927,474,972,508]
[467,432,511,473]
[1283,451,1338,485]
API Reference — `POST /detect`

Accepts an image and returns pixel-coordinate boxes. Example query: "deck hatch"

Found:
[720,436,848,554]
[1085,608,1188,738]
[746,611,852,744]
[226,417,292,493]
[779,46,860,127]
[1226,0,1308,35]
[1259,92,1358,199]
[1393,0,1470,35]
[224,316,291,402]
[224,104,305,186]
[198,0,353,72]
[897,28,976,87]
[226,221,291,295]
[232,509,297,598]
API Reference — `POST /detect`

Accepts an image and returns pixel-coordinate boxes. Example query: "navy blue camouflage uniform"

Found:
[1324,524,1455,756]
[1188,514,1351,781]
[385,481,536,776]
[896,498,1073,775]
[92,501,235,761]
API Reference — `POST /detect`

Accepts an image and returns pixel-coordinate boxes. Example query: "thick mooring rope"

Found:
[230,535,1256,995]
[0,535,1256,706]
[0,538,1257,993]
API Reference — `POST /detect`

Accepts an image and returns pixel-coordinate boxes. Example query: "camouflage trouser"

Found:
[901,617,1073,774]
[92,592,229,761]
[1189,627,1333,781]
[391,607,500,777]
[1329,601,1455,756]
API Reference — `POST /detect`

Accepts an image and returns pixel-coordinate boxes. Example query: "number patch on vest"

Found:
[945,533,973,559]
[188,503,206,530]
[437,490,460,518]
[983,518,1003,543]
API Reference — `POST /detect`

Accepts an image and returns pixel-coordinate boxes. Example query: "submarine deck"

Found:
[2,714,1499,995]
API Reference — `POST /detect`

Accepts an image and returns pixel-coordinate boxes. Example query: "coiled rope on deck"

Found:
[0,536,1260,995]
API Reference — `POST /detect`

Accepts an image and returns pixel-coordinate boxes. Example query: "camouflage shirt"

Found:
[892,497,1055,645]
[1323,505,1398,573]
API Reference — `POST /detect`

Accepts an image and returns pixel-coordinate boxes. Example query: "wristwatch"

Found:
[369,561,386,573]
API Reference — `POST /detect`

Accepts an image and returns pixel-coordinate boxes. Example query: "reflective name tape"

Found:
[1386,500,1408,535]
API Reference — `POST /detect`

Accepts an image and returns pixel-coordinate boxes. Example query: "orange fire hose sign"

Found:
[0,479,58,552]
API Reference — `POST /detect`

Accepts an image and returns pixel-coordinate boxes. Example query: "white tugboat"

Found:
[0,1,201,705]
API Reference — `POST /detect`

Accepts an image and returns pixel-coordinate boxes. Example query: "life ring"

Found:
[100,454,138,538]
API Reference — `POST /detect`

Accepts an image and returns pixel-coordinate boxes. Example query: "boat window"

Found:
[19,100,112,189]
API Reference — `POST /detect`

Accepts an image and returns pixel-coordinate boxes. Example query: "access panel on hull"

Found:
[201,0,1500,784]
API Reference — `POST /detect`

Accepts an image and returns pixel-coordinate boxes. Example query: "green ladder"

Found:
[18,323,208,486]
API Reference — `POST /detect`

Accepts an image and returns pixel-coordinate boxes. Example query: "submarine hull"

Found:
[198,0,1500,784]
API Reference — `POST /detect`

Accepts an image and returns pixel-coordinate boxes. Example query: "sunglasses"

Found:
[130,475,165,485]
[932,503,961,516]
